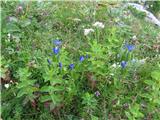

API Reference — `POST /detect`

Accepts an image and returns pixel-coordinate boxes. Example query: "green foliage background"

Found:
[1,1,160,120]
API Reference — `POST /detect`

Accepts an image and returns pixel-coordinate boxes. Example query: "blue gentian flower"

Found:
[80,56,85,62]
[47,59,51,64]
[125,44,135,52]
[53,39,62,46]
[52,47,59,54]
[121,61,127,68]
[59,62,62,68]
[69,64,74,70]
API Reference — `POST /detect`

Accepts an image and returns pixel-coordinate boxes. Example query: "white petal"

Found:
[4,84,10,89]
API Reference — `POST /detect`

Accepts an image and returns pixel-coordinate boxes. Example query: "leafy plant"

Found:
[125,103,144,120]
[81,92,98,119]
[142,65,160,118]
[16,68,37,102]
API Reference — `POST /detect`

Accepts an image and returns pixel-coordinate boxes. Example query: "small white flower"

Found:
[132,35,137,40]
[110,73,114,76]
[7,33,11,42]
[93,21,105,28]
[73,18,81,22]
[93,11,96,16]
[111,63,117,68]
[111,63,120,68]
[4,84,10,89]
[7,33,11,38]
[84,28,94,36]
[10,80,13,83]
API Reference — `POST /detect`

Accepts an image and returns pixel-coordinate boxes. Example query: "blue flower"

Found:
[69,64,74,70]
[52,47,59,54]
[53,39,62,46]
[47,59,51,64]
[125,44,135,52]
[121,61,127,68]
[59,62,62,68]
[79,56,85,62]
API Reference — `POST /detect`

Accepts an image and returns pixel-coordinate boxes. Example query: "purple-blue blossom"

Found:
[69,64,74,70]
[53,39,62,46]
[52,47,59,54]
[121,61,127,68]
[80,56,85,62]
[125,44,135,52]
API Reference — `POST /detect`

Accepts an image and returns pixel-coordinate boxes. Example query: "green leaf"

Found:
[151,70,160,80]
[40,95,52,103]
[17,80,35,88]
[141,93,151,99]
[5,23,20,33]
[50,79,63,86]
[91,115,98,120]
[125,111,132,120]
[20,19,31,27]
[40,86,52,92]
[50,94,62,105]
[144,80,155,86]
[17,89,26,97]
[41,85,64,93]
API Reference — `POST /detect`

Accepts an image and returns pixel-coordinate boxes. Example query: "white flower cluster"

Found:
[93,21,105,28]
[84,21,105,36]
[111,63,120,68]
[84,28,94,36]
[4,84,10,89]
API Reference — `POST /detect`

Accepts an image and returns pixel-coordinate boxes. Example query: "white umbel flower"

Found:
[93,21,105,28]
[73,18,81,22]
[4,84,10,89]
[111,63,120,68]
[132,35,137,40]
[84,28,94,36]
[111,63,117,68]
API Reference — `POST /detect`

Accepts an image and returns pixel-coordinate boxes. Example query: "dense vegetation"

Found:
[1,1,160,120]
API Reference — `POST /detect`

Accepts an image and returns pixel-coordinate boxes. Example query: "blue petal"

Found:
[52,47,59,54]
[53,39,62,46]
[121,61,127,68]
[79,56,85,62]
[125,44,135,52]
[69,64,74,70]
